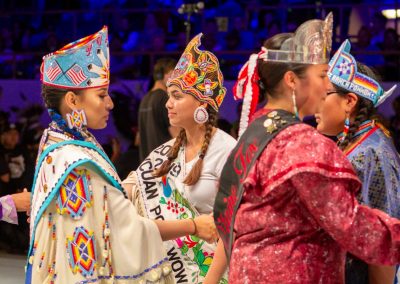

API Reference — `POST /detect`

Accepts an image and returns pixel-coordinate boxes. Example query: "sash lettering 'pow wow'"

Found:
[41,26,109,89]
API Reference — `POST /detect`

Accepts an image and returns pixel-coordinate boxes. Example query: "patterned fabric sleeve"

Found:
[351,146,400,219]
[253,124,400,265]
[292,173,400,265]
[246,123,360,194]
[0,195,18,224]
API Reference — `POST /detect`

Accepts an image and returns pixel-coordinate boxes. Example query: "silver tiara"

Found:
[259,13,333,64]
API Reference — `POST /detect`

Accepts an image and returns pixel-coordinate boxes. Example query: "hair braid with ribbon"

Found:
[233,48,267,136]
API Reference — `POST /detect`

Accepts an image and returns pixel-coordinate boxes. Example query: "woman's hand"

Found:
[11,189,31,212]
[193,214,218,243]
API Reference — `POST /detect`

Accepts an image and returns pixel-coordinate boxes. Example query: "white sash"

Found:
[135,141,228,284]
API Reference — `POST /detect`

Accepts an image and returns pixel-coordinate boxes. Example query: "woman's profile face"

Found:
[295,63,331,118]
[166,85,202,129]
[75,86,113,130]
[315,83,348,136]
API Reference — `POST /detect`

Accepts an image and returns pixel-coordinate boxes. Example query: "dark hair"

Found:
[41,84,84,113]
[336,62,380,150]
[153,106,218,186]
[153,57,177,81]
[258,33,309,102]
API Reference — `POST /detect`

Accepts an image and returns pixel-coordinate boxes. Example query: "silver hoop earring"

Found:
[193,106,209,124]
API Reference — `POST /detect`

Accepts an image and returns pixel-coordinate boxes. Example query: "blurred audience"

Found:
[138,57,178,162]
[390,96,400,153]
[0,123,32,254]
[0,2,399,80]
[381,28,400,81]
[352,25,384,69]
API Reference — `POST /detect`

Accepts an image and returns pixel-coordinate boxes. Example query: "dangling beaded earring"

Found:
[343,115,350,137]
[66,109,87,130]
[338,113,350,143]
[292,89,299,118]
[193,106,209,124]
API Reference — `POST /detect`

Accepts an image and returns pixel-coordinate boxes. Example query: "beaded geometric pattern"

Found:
[67,226,97,277]
[56,169,92,219]
[353,152,388,212]
[328,40,384,105]
[41,26,109,89]
[66,110,87,130]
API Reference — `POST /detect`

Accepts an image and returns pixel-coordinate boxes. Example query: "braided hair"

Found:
[153,107,218,186]
[42,84,80,112]
[337,62,380,150]
[42,84,87,140]
[153,129,186,178]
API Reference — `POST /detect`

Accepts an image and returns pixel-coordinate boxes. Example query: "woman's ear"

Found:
[64,91,78,110]
[345,92,359,114]
[198,102,208,108]
[283,71,297,91]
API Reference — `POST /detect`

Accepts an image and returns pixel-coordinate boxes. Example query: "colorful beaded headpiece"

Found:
[167,33,226,111]
[41,26,109,89]
[259,12,333,65]
[328,39,397,107]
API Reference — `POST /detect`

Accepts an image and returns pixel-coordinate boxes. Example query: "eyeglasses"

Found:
[326,91,342,96]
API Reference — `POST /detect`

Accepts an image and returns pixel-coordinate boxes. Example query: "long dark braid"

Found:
[153,107,218,186]
[153,129,186,177]
[184,108,217,185]
[338,62,379,150]
[339,97,375,150]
